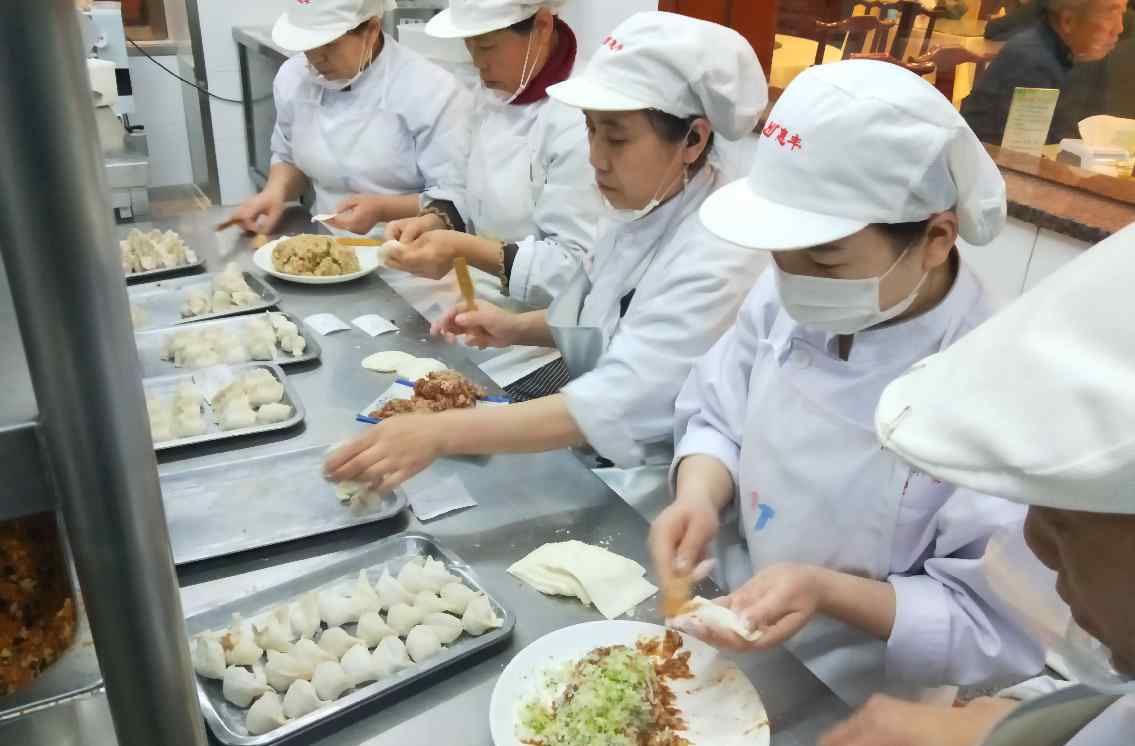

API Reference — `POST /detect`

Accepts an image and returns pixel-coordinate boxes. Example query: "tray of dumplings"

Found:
[121,227,206,282]
[145,363,304,450]
[128,264,280,331]
[186,533,514,745]
[135,311,320,377]
[159,444,406,565]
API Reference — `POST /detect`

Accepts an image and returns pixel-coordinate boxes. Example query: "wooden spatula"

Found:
[336,237,382,246]
[661,574,694,618]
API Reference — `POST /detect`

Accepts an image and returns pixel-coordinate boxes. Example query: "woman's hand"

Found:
[326,194,390,235]
[385,213,445,244]
[230,191,284,234]
[323,415,447,494]
[430,300,522,349]
[699,562,834,651]
[649,494,721,599]
[820,695,1018,746]
[386,230,475,280]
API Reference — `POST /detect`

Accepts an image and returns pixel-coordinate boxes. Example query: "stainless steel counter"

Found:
[1,206,850,745]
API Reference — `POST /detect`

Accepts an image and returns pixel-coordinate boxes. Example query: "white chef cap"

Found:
[426,0,568,39]
[546,11,767,141]
[273,0,393,53]
[875,222,1135,514]
[700,59,1007,251]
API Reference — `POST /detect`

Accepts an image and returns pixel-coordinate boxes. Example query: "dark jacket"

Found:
[961,20,1109,144]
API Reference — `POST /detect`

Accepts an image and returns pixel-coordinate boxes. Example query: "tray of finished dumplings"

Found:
[135,311,319,377]
[186,533,514,745]
[145,363,304,450]
[129,262,279,331]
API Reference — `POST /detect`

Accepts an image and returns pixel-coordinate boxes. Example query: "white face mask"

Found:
[598,128,692,224]
[308,27,374,91]
[773,243,927,335]
[982,526,1135,694]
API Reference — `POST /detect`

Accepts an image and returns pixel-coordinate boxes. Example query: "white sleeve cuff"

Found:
[671,424,742,492]
[507,236,540,303]
[886,574,952,685]
[563,379,644,468]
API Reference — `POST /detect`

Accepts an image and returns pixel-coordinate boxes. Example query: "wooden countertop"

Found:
[987,145,1135,243]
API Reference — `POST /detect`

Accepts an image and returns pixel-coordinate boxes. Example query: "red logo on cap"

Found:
[297,0,311,4]
[601,36,624,52]
[762,121,802,151]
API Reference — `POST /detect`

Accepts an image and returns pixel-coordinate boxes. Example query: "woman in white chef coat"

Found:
[227,0,472,236]
[822,221,1135,746]
[368,0,603,312]
[650,59,1045,709]
[324,12,769,512]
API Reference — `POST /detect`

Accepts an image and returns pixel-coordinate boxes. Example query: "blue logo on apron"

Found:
[754,503,776,532]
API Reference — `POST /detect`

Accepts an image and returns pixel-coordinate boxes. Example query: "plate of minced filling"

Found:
[491,621,770,746]
[254,234,382,284]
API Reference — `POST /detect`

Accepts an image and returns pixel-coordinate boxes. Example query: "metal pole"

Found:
[0,3,205,745]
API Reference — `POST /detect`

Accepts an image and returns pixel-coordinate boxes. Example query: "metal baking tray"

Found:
[124,256,207,283]
[0,596,102,723]
[160,444,406,565]
[128,271,280,331]
[135,311,321,378]
[185,533,515,746]
[145,362,304,452]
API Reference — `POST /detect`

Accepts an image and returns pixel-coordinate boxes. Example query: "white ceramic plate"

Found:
[489,620,770,746]
[253,237,382,285]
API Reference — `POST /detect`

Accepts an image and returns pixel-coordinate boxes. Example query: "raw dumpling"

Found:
[191,634,226,680]
[212,290,235,312]
[311,661,351,701]
[318,589,359,628]
[221,341,251,365]
[246,691,287,735]
[283,679,325,719]
[665,596,762,642]
[281,333,306,357]
[439,583,477,615]
[232,289,262,306]
[186,349,222,369]
[405,626,442,663]
[289,592,321,640]
[249,339,276,361]
[267,312,290,332]
[340,644,379,687]
[214,263,248,294]
[264,649,312,691]
[351,569,382,615]
[386,603,423,637]
[220,398,257,431]
[371,636,413,678]
[461,595,502,637]
[397,560,432,595]
[422,612,463,645]
[180,291,210,318]
[222,665,271,708]
[412,591,447,615]
[289,639,336,670]
[317,627,364,659]
[221,614,264,666]
[356,611,395,648]
[211,381,246,411]
[253,606,295,653]
[151,417,175,443]
[336,480,380,507]
[174,408,208,437]
[375,569,411,610]
[247,380,285,407]
[241,367,276,388]
[174,381,202,408]
[256,402,293,425]
[421,557,459,588]
[275,320,299,339]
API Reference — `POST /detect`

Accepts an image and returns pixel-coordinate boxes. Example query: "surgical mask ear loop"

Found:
[506,27,544,104]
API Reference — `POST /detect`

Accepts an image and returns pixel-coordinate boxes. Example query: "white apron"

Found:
[545,188,697,521]
[730,311,958,708]
[465,94,540,242]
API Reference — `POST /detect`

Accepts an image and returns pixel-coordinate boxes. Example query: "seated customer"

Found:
[961,0,1125,144]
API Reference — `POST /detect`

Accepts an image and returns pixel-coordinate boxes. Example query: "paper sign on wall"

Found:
[1001,87,1061,157]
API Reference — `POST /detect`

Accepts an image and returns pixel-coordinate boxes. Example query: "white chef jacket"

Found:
[562,164,766,468]
[453,86,602,309]
[673,263,1045,692]
[270,34,472,217]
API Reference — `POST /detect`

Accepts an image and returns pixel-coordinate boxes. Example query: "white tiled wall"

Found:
[958,217,1037,306]
[127,55,193,187]
[561,1,658,56]
[196,0,282,206]
[1023,229,1090,292]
